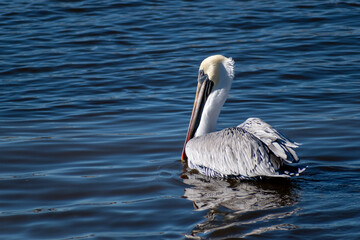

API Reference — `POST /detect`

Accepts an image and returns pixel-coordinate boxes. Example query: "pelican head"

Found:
[181,55,235,160]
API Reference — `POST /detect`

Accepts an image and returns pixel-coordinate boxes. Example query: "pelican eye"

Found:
[198,70,208,83]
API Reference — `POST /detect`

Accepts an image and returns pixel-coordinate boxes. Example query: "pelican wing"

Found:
[238,118,299,163]
[186,127,284,178]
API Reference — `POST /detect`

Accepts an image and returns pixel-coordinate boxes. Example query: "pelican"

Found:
[181,55,305,179]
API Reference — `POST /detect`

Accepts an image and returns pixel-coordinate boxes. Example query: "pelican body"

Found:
[181,55,305,179]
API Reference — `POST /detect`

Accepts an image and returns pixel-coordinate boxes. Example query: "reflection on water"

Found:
[182,170,299,239]
[2,0,360,238]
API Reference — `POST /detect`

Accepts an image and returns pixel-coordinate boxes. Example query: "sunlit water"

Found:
[1,0,360,239]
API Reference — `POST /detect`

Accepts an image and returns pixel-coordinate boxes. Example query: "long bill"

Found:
[181,78,213,160]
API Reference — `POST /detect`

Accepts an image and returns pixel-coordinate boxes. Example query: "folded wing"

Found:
[186,118,302,178]
[238,118,299,164]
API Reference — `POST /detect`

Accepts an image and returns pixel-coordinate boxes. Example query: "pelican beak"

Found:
[181,75,214,160]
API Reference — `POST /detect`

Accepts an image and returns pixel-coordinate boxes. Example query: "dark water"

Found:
[1,0,360,239]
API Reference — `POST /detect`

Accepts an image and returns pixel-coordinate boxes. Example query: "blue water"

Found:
[1,0,360,239]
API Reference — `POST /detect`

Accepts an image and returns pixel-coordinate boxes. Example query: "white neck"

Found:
[194,88,229,137]
[194,66,233,137]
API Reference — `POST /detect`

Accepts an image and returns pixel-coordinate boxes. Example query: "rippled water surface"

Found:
[1,0,360,239]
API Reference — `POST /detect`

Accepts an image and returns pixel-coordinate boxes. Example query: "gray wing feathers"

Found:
[186,127,282,177]
[238,118,300,164]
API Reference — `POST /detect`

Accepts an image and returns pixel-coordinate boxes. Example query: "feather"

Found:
[238,118,300,163]
[186,118,303,179]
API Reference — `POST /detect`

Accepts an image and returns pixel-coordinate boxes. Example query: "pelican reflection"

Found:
[182,171,300,238]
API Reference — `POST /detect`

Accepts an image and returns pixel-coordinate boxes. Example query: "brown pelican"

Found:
[181,55,305,179]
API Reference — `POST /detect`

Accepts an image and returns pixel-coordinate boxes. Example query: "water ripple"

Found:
[1,0,360,239]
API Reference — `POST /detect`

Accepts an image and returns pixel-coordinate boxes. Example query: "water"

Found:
[1,0,360,239]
